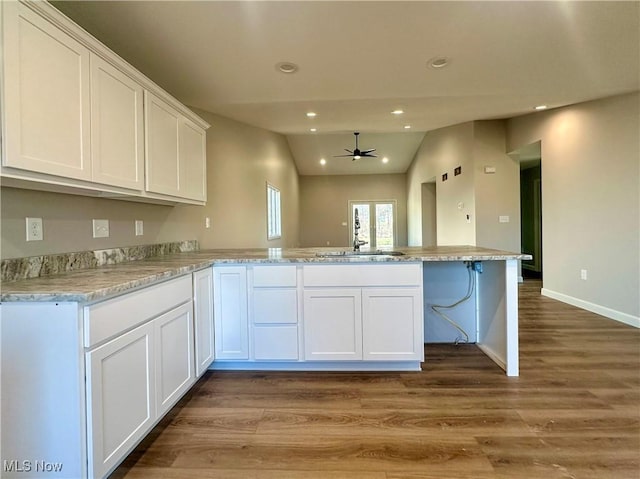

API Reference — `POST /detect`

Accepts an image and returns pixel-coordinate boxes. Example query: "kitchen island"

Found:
[1,245,528,479]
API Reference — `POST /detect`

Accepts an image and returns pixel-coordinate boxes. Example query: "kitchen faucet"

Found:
[353,208,368,251]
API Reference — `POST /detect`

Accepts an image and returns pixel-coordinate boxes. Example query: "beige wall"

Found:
[163,109,300,250]
[407,122,476,246]
[299,174,407,248]
[473,121,521,253]
[0,110,300,259]
[406,120,521,251]
[507,92,640,321]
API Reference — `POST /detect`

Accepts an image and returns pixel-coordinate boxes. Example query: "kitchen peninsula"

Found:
[1,245,528,479]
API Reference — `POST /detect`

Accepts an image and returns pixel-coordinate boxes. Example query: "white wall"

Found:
[507,92,640,324]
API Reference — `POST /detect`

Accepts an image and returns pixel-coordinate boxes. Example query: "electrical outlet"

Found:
[26,217,43,241]
[92,219,109,238]
[580,269,588,280]
[499,215,510,223]
[135,220,144,236]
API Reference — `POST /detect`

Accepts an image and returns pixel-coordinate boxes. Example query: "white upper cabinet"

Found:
[1,1,209,204]
[145,91,181,197]
[146,91,207,201]
[90,53,144,190]
[2,1,92,180]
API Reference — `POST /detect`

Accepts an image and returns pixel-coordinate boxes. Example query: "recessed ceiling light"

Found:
[535,105,548,110]
[310,128,317,132]
[276,62,298,74]
[382,157,389,164]
[391,109,404,115]
[428,56,449,69]
[404,125,411,129]
[319,158,326,165]
[306,112,317,118]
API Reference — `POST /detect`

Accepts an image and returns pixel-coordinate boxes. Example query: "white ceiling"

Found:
[53,1,639,176]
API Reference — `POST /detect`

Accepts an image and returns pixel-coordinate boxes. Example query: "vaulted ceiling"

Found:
[53,1,640,175]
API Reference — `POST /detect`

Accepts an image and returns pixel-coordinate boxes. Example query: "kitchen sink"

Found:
[315,250,405,257]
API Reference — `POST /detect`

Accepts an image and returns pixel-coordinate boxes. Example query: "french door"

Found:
[349,201,396,248]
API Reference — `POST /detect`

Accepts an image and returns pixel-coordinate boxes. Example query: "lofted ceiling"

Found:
[53,1,640,176]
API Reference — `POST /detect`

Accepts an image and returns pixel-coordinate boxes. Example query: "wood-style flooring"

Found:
[110,280,640,479]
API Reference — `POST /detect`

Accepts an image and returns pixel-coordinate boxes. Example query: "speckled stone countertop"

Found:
[0,246,530,303]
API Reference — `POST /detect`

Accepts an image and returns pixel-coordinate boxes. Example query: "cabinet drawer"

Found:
[253,265,297,287]
[253,326,299,360]
[303,263,422,287]
[84,275,192,348]
[253,289,297,324]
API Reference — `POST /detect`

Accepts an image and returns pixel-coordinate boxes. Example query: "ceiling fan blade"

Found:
[361,148,376,154]
[344,149,354,154]
[334,154,356,157]
[361,153,377,158]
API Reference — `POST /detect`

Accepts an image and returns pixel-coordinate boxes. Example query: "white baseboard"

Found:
[541,288,640,328]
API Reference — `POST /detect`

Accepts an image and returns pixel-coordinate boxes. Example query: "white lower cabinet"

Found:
[302,264,424,362]
[86,321,156,479]
[155,302,195,416]
[362,288,423,360]
[0,272,207,479]
[303,288,363,360]
[193,267,215,375]
[251,265,300,361]
[213,266,249,359]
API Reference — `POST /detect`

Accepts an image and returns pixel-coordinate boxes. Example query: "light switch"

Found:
[92,219,109,238]
[499,216,510,223]
[135,220,144,236]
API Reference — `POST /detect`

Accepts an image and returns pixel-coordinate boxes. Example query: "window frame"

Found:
[348,199,397,248]
[266,183,282,240]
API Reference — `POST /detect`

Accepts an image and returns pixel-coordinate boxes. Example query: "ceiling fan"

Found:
[334,132,377,160]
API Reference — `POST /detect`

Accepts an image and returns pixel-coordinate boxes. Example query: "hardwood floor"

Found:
[110,280,640,479]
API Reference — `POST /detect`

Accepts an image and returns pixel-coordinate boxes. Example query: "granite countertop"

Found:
[0,246,531,303]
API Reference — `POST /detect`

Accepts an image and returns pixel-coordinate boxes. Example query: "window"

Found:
[349,200,397,248]
[267,183,281,240]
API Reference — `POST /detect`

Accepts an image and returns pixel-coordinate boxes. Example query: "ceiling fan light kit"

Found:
[334,132,377,161]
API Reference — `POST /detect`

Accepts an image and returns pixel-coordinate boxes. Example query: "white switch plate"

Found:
[26,217,43,241]
[135,220,144,236]
[499,215,510,223]
[580,269,588,280]
[205,217,211,229]
[92,219,109,238]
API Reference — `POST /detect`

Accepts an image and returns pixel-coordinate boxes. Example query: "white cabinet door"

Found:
[155,302,195,416]
[2,2,91,180]
[145,91,207,201]
[86,321,155,479]
[214,266,249,359]
[194,267,215,376]
[254,325,299,360]
[90,54,144,190]
[253,288,298,324]
[145,91,180,196]
[303,288,362,361]
[179,118,207,201]
[362,288,424,361]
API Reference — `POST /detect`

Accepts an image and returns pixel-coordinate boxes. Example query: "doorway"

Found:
[509,141,542,279]
[349,200,397,248]
[421,181,437,246]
